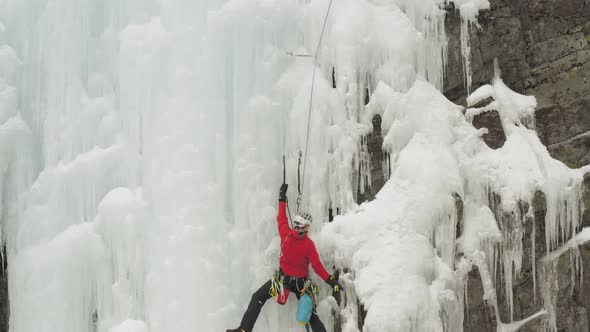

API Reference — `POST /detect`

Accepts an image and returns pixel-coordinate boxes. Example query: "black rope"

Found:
[297,151,302,213]
[283,154,294,228]
[297,151,302,194]
[287,202,294,229]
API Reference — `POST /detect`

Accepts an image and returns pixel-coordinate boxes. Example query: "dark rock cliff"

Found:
[355,1,590,330]
[443,0,590,330]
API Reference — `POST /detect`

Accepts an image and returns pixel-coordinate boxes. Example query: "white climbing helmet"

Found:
[293,212,313,226]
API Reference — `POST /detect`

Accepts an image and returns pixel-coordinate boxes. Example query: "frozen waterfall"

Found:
[0,0,587,332]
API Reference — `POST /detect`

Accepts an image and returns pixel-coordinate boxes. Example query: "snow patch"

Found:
[467,75,537,132]
[451,0,491,21]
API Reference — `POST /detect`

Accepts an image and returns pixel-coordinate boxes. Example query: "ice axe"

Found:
[333,270,342,306]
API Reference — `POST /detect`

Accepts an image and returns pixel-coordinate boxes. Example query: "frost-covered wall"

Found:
[0,16,34,332]
[443,1,590,331]
[0,1,231,331]
[0,0,588,332]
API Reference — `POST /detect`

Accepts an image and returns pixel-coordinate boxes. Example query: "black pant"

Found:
[239,274,326,332]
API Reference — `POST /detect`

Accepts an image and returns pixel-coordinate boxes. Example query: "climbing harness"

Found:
[269,270,289,305]
[269,269,318,306]
[300,279,319,306]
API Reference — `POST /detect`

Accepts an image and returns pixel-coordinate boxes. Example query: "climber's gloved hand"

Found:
[326,274,343,306]
[279,183,288,202]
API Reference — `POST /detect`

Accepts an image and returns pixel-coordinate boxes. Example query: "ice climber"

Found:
[226,184,342,332]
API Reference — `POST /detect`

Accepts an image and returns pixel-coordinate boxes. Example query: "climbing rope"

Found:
[277,8,336,329]
[300,0,334,208]
[283,0,334,217]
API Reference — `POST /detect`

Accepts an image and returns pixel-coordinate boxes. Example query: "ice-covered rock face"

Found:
[0,0,585,332]
[320,72,584,331]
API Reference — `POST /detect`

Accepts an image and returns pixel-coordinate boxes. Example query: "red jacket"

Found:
[277,201,330,280]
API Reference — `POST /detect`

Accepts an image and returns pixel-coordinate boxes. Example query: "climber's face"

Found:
[294,222,310,234]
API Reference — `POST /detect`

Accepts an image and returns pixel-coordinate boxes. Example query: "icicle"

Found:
[544,177,584,253]
[453,258,473,331]
[487,194,527,321]
[452,0,490,95]
[433,197,459,267]
[355,135,372,199]
[569,247,582,297]
[382,152,391,182]
[579,248,584,295]
[459,17,473,94]
[539,261,558,332]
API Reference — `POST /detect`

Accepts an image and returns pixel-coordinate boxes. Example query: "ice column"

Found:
[0,35,34,268]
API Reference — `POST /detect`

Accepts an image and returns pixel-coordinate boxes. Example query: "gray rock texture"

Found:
[357,114,385,203]
[443,0,590,331]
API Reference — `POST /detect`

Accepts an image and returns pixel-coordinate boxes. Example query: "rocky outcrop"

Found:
[445,0,590,161]
[357,114,386,203]
[444,0,590,330]
[343,0,590,329]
